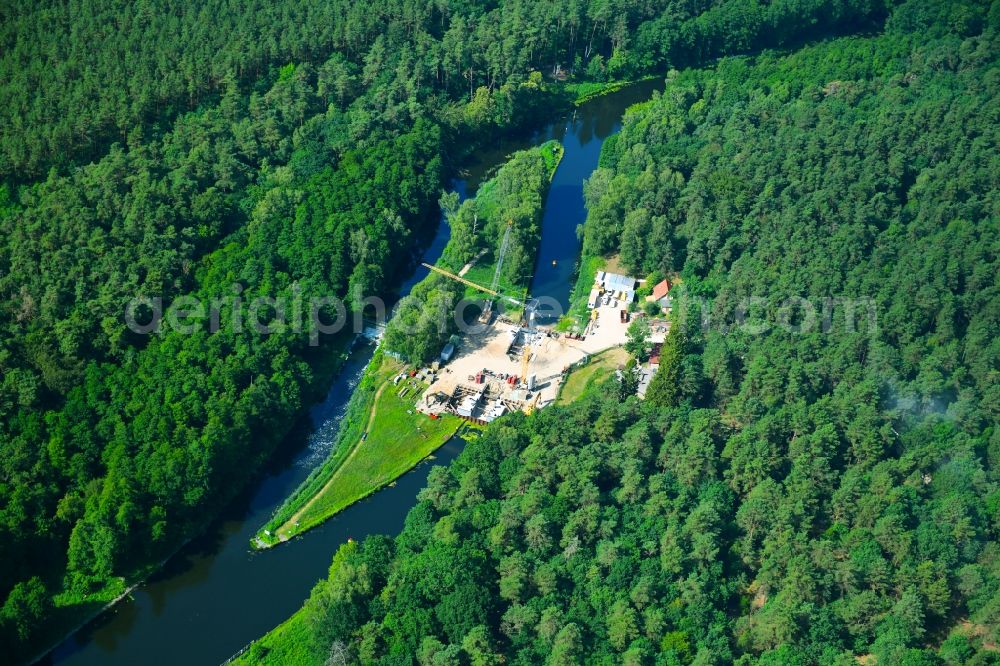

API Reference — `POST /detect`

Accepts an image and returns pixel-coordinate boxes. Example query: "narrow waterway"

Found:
[43,79,660,666]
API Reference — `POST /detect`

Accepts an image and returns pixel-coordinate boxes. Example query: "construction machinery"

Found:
[491,220,513,293]
[520,344,531,383]
[481,220,515,321]
[422,219,524,322]
[421,263,508,299]
[421,221,519,303]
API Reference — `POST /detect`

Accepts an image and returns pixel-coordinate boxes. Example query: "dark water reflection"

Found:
[44,79,660,666]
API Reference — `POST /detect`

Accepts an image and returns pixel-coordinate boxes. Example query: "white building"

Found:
[483,399,507,423]
[456,390,483,417]
[597,271,636,303]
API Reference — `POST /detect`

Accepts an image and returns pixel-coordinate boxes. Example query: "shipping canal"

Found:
[44,78,660,666]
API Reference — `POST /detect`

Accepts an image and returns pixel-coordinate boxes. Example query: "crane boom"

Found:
[422,261,523,305]
[491,220,513,293]
[421,263,500,296]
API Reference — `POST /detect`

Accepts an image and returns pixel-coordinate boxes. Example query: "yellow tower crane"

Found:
[421,263,500,296]
[420,260,523,306]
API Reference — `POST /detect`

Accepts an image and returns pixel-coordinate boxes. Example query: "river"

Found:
[43,78,660,666]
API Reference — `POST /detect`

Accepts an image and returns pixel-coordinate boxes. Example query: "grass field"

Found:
[561,253,607,329]
[557,346,630,405]
[271,357,460,541]
[231,607,315,666]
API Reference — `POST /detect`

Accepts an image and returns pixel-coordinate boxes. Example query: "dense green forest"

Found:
[0,0,943,659]
[0,0,884,180]
[384,141,561,364]
[244,1,1000,664]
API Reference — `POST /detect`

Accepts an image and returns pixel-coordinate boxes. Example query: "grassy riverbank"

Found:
[254,140,564,548]
[253,355,460,547]
[566,75,658,105]
[229,607,312,665]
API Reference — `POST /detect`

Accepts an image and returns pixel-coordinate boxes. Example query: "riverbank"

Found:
[254,355,461,547]
[253,140,564,547]
[41,80,659,666]
[566,75,659,106]
[226,607,311,665]
[250,348,387,547]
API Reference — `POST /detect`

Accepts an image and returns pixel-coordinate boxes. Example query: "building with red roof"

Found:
[651,279,671,301]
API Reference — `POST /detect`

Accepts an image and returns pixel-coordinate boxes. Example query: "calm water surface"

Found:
[45,78,660,666]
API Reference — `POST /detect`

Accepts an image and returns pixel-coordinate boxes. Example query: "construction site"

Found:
[416,302,640,423]
[410,222,663,424]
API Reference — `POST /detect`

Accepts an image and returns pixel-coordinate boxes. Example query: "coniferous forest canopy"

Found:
[246,2,999,665]
[0,0,996,662]
[384,141,560,366]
